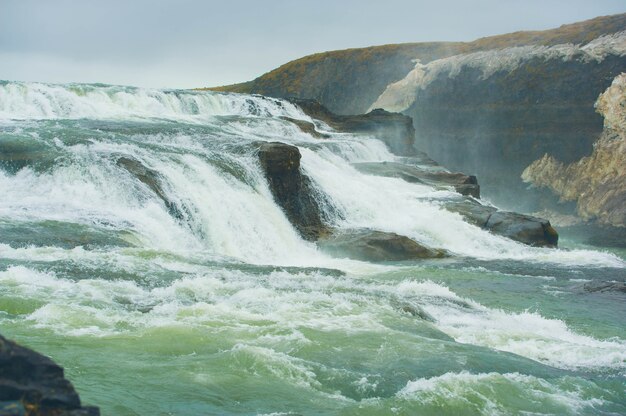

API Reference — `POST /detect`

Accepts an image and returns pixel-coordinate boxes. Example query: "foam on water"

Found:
[390,280,626,371]
[2,262,624,372]
[396,371,606,415]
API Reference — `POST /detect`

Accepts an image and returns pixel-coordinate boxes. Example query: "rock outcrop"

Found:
[257,142,331,240]
[522,73,626,228]
[287,98,416,156]
[446,199,559,247]
[0,334,99,416]
[318,229,448,262]
[352,161,480,198]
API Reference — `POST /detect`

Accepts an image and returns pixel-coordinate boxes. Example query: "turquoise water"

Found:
[0,82,624,415]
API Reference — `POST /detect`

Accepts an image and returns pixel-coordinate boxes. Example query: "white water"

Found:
[0,82,625,379]
[0,81,311,122]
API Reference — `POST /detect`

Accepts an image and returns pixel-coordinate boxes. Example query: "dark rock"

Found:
[485,211,559,247]
[280,116,330,139]
[353,161,480,198]
[0,334,99,416]
[258,142,331,240]
[318,229,448,261]
[446,198,558,247]
[445,199,497,228]
[287,99,416,156]
[116,157,185,220]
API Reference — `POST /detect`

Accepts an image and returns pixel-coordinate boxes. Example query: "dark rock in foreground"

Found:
[318,229,448,262]
[258,142,331,240]
[288,98,416,156]
[353,161,480,198]
[446,199,558,247]
[0,334,99,416]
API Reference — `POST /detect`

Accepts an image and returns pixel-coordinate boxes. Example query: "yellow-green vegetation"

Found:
[198,13,626,114]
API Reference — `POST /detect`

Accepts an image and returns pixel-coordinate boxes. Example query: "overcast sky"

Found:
[1,0,624,89]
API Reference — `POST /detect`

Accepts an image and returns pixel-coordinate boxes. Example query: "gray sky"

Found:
[1,0,624,89]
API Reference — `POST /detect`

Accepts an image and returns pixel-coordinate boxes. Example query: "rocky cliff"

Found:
[205,14,626,115]
[374,31,626,207]
[522,73,626,228]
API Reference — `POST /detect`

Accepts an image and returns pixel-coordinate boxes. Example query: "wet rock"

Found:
[318,229,448,262]
[445,199,497,228]
[116,157,185,220]
[0,334,99,416]
[446,198,558,247]
[287,98,416,156]
[353,161,480,198]
[280,116,330,139]
[485,211,559,247]
[258,142,331,240]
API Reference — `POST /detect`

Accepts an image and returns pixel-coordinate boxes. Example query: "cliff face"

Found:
[206,14,626,115]
[372,32,626,206]
[522,73,626,227]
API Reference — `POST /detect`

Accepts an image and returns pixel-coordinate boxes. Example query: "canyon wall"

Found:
[522,73,626,227]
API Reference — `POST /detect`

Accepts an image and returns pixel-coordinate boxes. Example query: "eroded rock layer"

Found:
[522,73,626,227]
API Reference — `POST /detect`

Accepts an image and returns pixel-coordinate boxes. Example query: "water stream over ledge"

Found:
[0,81,624,415]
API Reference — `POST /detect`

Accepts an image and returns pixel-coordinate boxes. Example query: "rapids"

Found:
[1,81,624,415]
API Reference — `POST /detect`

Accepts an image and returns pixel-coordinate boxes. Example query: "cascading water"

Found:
[1,81,625,415]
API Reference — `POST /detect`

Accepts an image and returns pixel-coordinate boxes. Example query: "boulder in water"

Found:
[0,334,99,416]
[318,229,448,261]
[258,142,331,240]
[485,211,559,247]
[446,198,558,247]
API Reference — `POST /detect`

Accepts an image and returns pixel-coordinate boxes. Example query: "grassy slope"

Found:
[200,13,626,114]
